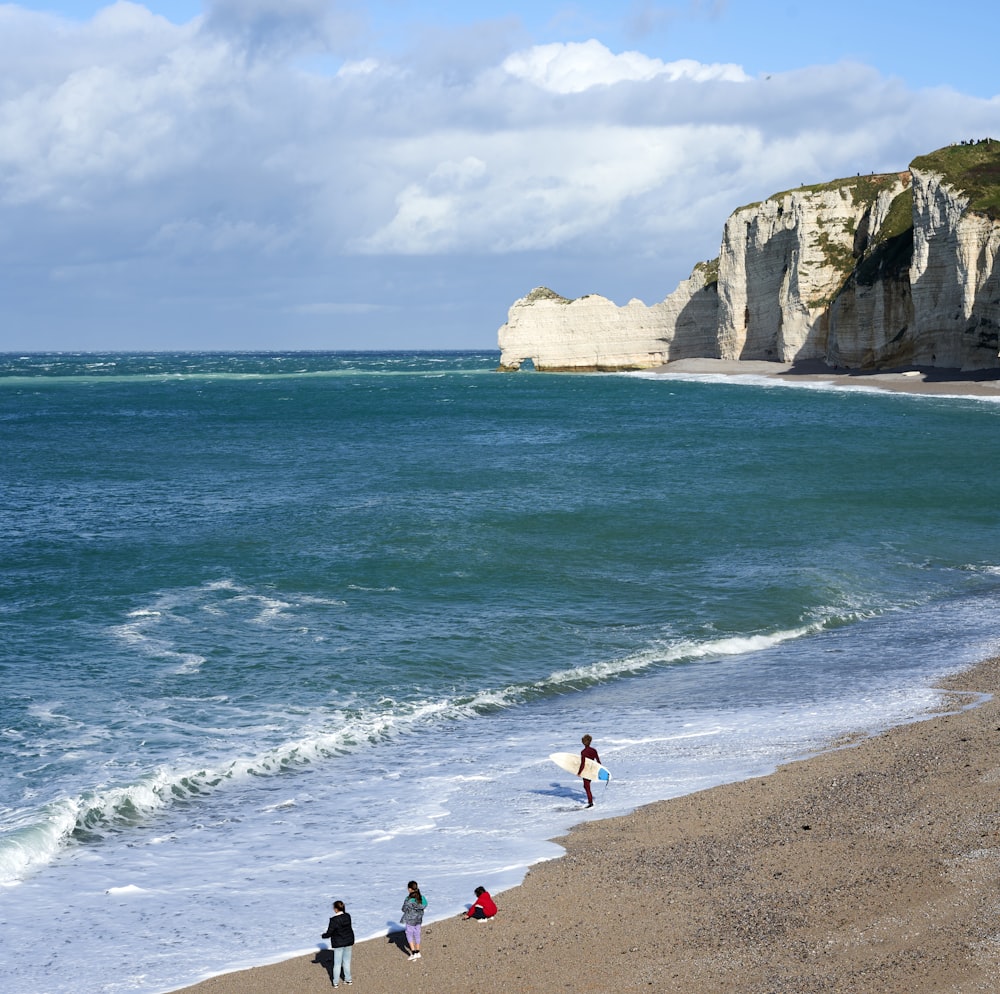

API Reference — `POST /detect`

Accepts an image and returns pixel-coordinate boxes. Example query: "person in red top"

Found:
[577,734,600,808]
[463,886,498,920]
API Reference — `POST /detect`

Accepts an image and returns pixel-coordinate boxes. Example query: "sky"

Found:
[1,1,998,352]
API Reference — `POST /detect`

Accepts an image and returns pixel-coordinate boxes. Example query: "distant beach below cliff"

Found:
[654,358,1000,398]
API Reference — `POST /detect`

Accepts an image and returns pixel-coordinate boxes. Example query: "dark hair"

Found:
[333,900,345,912]
[582,734,592,746]
[474,886,486,897]
[407,880,422,903]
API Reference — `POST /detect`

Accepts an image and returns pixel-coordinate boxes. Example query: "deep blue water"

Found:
[2,351,1000,994]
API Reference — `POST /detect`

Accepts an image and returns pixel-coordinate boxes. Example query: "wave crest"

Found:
[0,618,842,884]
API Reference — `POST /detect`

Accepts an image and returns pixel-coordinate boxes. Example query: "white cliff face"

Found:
[717,179,908,361]
[908,168,1000,369]
[497,275,718,372]
[825,252,914,370]
[497,289,669,371]
[497,154,1000,373]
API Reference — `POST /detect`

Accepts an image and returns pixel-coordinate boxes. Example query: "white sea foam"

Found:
[538,624,816,690]
[105,884,146,896]
[637,369,1000,403]
[0,800,80,884]
[235,593,293,625]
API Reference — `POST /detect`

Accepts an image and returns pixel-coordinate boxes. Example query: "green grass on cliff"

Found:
[524,287,570,304]
[877,188,914,242]
[910,138,1000,219]
[764,171,904,207]
[815,229,854,277]
[694,258,719,287]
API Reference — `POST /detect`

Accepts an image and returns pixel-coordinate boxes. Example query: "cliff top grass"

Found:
[525,287,570,304]
[735,172,907,215]
[694,258,719,287]
[910,139,1000,220]
[773,171,906,207]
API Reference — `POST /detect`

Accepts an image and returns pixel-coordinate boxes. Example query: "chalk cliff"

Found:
[497,141,1000,372]
[496,272,719,372]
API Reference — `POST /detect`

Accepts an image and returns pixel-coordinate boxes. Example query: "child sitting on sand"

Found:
[462,886,497,921]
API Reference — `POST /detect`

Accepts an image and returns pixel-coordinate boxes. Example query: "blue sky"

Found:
[1,1,997,351]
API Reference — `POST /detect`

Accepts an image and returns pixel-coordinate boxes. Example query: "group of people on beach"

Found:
[320,735,599,986]
[321,880,498,986]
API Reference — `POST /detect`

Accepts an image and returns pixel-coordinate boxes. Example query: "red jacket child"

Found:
[464,887,497,920]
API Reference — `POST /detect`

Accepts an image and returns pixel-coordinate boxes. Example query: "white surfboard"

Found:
[549,751,611,782]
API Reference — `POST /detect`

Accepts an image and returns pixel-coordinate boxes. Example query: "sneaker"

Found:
[412,952,422,960]
[345,982,353,986]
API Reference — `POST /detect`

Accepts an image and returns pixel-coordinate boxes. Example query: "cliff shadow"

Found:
[660,280,721,360]
[777,359,1000,384]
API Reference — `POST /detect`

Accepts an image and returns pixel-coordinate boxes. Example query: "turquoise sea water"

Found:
[2,351,1000,994]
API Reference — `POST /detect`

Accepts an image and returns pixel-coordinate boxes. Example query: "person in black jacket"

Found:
[321,899,355,987]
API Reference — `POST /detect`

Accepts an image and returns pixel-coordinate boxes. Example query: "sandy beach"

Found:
[654,358,1000,398]
[175,656,1000,994]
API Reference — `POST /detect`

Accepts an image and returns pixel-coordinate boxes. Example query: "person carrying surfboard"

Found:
[578,734,600,808]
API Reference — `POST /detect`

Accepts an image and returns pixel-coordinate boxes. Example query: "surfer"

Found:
[578,734,600,807]
[401,880,426,960]
[462,886,497,921]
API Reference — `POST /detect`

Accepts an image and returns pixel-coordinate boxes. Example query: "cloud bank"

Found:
[0,0,997,349]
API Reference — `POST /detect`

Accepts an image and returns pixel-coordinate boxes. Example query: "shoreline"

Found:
[175,657,1000,994]
[653,358,1000,397]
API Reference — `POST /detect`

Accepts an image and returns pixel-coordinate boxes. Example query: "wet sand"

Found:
[175,657,1000,994]
[654,358,1000,398]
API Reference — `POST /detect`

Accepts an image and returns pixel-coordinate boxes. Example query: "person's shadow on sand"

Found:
[533,781,584,801]
[312,947,338,987]
[385,923,411,957]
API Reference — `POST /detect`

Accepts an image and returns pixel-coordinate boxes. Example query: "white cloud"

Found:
[0,9,981,267]
[0,7,221,207]
[357,129,696,254]
[501,39,749,93]
[336,57,380,78]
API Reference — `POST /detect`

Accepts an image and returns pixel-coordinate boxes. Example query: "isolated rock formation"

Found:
[498,141,1000,372]
[496,273,718,372]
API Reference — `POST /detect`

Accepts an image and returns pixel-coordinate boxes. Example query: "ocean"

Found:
[2,350,999,994]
